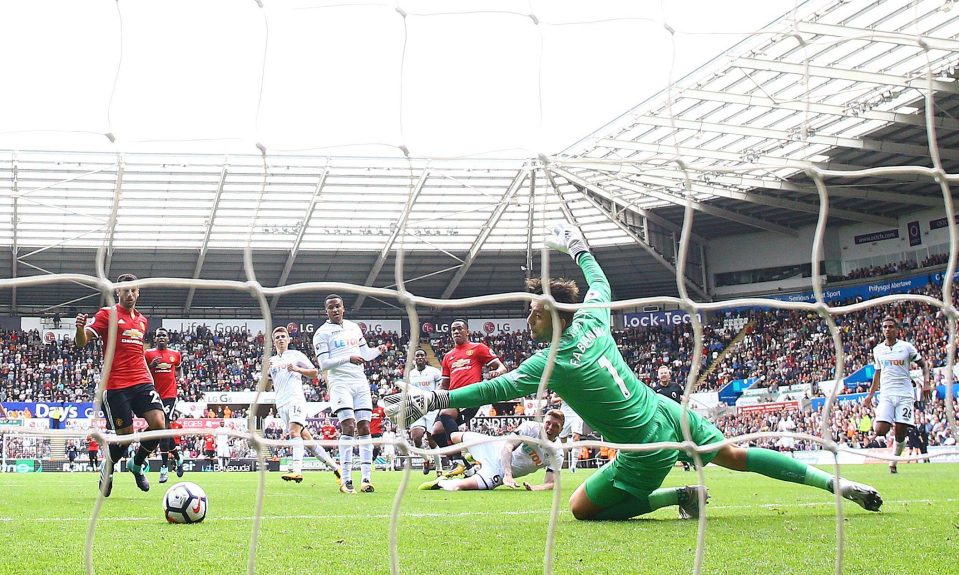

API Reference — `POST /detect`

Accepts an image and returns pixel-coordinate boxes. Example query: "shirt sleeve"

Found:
[296,351,315,370]
[441,355,451,379]
[908,342,921,362]
[89,308,111,339]
[479,343,498,366]
[872,347,881,369]
[575,252,611,329]
[448,352,547,408]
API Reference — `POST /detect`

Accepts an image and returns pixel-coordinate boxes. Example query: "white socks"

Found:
[358,434,373,482]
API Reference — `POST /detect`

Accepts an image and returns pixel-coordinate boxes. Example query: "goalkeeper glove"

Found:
[546,222,589,260]
[383,390,450,428]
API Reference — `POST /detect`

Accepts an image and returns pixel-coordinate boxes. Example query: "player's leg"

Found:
[126,385,166,492]
[873,396,897,472]
[710,445,881,511]
[158,398,175,483]
[355,413,374,492]
[422,434,497,491]
[568,454,692,520]
[354,383,375,492]
[890,397,914,473]
[99,389,135,497]
[336,407,357,494]
[285,420,306,480]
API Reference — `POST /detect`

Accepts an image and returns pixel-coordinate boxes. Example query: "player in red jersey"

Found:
[145,327,183,483]
[203,434,216,469]
[75,273,165,496]
[321,418,338,442]
[369,397,386,459]
[86,434,100,472]
[434,319,506,474]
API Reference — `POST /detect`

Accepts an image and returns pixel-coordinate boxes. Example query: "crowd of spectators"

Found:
[836,250,951,282]
[2,278,959,462]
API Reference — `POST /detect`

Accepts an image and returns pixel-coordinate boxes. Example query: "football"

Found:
[163,482,208,524]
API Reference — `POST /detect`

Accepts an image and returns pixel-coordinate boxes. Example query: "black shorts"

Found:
[102,383,163,431]
[205,450,216,458]
[161,398,178,424]
[456,407,480,427]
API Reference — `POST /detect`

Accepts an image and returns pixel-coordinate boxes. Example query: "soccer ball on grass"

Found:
[163,481,207,524]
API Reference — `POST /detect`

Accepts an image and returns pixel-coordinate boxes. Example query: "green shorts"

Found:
[584,396,724,507]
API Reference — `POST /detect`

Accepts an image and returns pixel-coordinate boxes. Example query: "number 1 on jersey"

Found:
[599,356,631,399]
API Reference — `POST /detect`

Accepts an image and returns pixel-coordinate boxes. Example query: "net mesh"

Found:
[1,1,958,574]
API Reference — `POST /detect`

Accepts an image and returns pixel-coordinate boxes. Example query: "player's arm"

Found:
[524,470,555,492]
[289,356,318,379]
[547,222,611,327]
[486,357,507,379]
[313,332,352,370]
[864,351,881,408]
[385,355,546,423]
[499,436,522,488]
[913,354,931,400]
[74,311,98,347]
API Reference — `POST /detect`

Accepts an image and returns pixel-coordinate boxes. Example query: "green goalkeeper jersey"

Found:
[448,253,658,445]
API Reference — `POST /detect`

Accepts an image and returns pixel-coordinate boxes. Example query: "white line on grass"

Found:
[3,498,957,523]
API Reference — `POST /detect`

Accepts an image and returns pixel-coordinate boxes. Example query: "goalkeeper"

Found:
[388,223,883,520]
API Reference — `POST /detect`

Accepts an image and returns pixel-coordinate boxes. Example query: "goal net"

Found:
[0,1,957,574]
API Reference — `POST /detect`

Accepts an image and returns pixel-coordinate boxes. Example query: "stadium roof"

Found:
[2,0,958,318]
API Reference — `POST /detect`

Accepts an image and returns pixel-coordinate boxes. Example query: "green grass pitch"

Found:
[1,463,957,574]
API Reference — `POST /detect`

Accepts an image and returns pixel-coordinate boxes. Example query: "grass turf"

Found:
[1,463,957,574]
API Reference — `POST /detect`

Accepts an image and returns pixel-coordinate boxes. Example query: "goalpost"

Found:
[1,2,958,575]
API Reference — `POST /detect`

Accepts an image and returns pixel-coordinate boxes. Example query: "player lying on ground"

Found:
[420,409,565,492]
[388,223,883,520]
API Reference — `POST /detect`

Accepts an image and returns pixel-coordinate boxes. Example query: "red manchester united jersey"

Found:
[321,424,337,441]
[89,305,153,391]
[145,348,181,399]
[369,405,385,435]
[441,342,498,391]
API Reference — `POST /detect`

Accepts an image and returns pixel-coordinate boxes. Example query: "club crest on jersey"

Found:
[466,349,474,356]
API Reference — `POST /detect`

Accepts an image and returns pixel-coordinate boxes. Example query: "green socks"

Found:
[745,447,832,492]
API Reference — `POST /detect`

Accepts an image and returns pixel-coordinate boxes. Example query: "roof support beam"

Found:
[734,57,959,94]
[550,167,708,245]
[184,166,228,314]
[270,168,329,312]
[548,170,709,301]
[595,139,931,183]
[795,21,959,53]
[617,117,959,161]
[705,172,947,207]
[441,169,528,299]
[353,169,431,311]
[627,172,896,226]
[608,177,798,236]
[676,88,959,131]
[558,160,946,207]
[10,159,18,313]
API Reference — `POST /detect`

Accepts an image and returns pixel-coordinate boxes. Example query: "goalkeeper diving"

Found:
[387,223,883,520]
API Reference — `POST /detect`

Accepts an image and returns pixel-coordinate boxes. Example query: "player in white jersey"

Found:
[268,326,339,483]
[557,396,585,473]
[419,410,565,491]
[406,348,444,475]
[312,294,387,494]
[864,316,930,474]
[215,422,231,471]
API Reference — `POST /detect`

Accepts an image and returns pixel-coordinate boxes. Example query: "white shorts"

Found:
[216,443,230,458]
[876,394,915,426]
[410,409,438,431]
[462,432,506,491]
[278,400,307,429]
[330,381,373,415]
[559,414,584,439]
